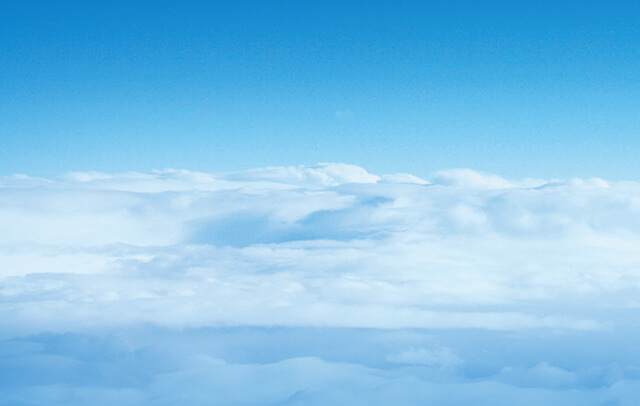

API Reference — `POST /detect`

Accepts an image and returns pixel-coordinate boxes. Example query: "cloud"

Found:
[386,347,463,368]
[431,168,544,189]
[1,328,640,406]
[2,164,640,333]
[2,163,640,403]
[221,163,380,187]
[380,173,429,185]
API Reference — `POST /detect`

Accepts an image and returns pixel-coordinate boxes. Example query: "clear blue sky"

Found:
[1,0,639,179]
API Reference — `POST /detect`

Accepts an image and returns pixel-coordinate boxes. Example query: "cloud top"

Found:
[2,164,640,404]
[1,164,639,334]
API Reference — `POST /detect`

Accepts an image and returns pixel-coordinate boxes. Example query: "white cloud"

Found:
[380,173,429,185]
[222,163,380,187]
[431,168,515,188]
[2,164,640,404]
[2,164,640,335]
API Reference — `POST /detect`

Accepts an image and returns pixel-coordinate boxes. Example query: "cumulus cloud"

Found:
[2,164,640,331]
[2,163,640,404]
[431,168,545,189]
[221,163,380,187]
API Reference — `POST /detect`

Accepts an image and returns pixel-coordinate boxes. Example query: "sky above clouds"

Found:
[2,164,640,404]
[1,0,640,179]
[2,1,640,404]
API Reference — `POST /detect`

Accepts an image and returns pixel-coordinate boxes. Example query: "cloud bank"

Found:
[1,163,640,404]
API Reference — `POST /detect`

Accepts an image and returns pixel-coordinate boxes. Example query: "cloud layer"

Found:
[1,163,640,404]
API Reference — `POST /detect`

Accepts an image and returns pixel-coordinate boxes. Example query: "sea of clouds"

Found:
[1,163,640,405]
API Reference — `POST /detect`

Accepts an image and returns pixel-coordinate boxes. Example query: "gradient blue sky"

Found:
[1,0,639,179]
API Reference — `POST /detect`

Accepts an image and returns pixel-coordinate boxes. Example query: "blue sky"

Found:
[2,0,639,179]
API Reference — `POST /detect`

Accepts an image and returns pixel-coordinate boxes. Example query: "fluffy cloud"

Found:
[1,163,640,404]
